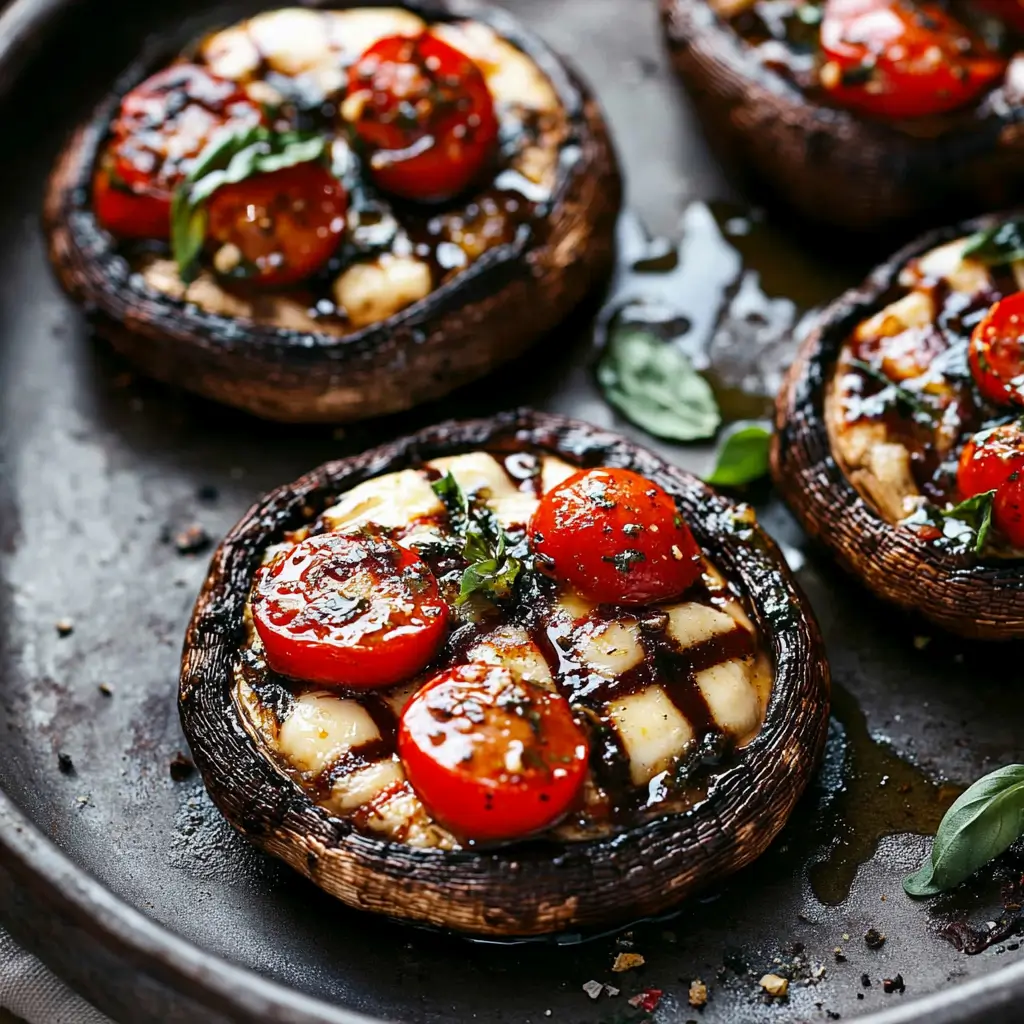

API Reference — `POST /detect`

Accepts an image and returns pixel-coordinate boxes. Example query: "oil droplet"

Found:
[807,684,960,906]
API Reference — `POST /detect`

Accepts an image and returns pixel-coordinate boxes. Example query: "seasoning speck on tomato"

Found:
[343,31,499,202]
[957,421,1024,548]
[251,532,448,688]
[530,468,702,604]
[398,663,589,842]
[93,65,262,239]
[969,292,1024,408]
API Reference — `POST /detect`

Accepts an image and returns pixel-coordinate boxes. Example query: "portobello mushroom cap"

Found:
[659,0,1024,231]
[773,212,1024,641]
[44,2,620,423]
[180,409,830,937]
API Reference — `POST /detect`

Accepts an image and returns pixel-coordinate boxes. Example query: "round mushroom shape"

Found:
[180,409,830,937]
[773,212,1024,640]
[659,0,1024,232]
[44,3,620,423]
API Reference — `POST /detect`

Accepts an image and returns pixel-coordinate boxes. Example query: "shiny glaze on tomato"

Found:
[969,291,1024,407]
[530,468,702,605]
[958,422,1024,547]
[93,64,262,239]
[251,532,449,688]
[398,663,589,842]
[819,0,1005,119]
[206,163,348,286]
[344,32,499,201]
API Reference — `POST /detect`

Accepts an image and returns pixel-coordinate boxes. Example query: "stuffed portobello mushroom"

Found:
[45,4,620,423]
[180,410,829,937]
[660,0,1024,230]
[774,212,1024,639]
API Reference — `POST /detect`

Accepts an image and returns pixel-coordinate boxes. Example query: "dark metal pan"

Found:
[2,0,1024,1021]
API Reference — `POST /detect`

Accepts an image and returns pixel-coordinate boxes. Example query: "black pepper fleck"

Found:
[58,753,75,775]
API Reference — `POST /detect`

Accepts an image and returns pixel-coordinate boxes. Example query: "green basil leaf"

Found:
[902,489,995,555]
[171,126,327,280]
[431,472,523,605]
[705,422,772,487]
[962,220,1024,267]
[946,490,995,553]
[597,325,721,442]
[904,764,1024,897]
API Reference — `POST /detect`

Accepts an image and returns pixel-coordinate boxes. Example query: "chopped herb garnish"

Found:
[961,219,1024,267]
[601,549,646,574]
[431,472,522,604]
[902,489,995,554]
[705,422,772,487]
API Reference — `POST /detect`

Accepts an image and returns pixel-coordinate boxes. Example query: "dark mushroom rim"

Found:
[180,409,830,921]
[659,0,1023,143]
[773,211,1024,608]
[51,0,599,362]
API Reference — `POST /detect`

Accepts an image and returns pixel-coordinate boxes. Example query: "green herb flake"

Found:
[903,490,995,554]
[705,422,772,487]
[962,219,1024,267]
[601,549,646,574]
[171,126,327,282]
[596,322,721,442]
[431,472,522,605]
[904,764,1024,897]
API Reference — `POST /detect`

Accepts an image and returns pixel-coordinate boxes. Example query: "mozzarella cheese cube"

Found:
[277,692,379,774]
[695,659,760,741]
[609,686,693,786]
[320,469,443,532]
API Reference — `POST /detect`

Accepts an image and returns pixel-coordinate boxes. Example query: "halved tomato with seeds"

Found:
[251,532,448,688]
[957,422,1024,547]
[969,292,1024,408]
[93,64,262,239]
[819,0,1005,119]
[344,31,499,202]
[398,663,589,842]
[529,467,702,605]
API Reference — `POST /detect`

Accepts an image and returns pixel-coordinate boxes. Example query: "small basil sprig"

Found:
[904,764,1024,897]
[431,472,522,605]
[171,126,327,283]
[903,490,995,555]
[597,323,721,442]
[962,219,1024,267]
[705,422,772,487]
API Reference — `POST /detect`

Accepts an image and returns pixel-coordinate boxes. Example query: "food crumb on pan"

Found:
[55,618,74,637]
[759,973,789,997]
[688,978,708,1007]
[612,952,645,972]
[170,752,196,781]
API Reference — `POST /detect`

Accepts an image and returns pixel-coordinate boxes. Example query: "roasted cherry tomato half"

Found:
[969,292,1024,407]
[958,422,1024,548]
[93,64,262,239]
[529,468,702,605]
[398,664,589,842]
[344,31,499,202]
[205,163,348,286]
[251,532,448,688]
[819,0,1005,119]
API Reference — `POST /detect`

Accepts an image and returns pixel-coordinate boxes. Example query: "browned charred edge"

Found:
[179,409,830,937]
[772,210,1024,641]
[659,0,1024,231]
[42,1,621,424]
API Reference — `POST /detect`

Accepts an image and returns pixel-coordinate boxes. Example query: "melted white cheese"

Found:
[277,692,380,774]
[609,687,695,786]
[695,660,761,742]
[333,255,433,329]
[466,625,555,690]
[428,451,539,529]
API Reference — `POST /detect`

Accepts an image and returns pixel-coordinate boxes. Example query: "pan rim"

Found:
[1,0,1024,1020]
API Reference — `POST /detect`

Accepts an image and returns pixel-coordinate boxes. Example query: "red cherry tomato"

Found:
[251,533,449,688]
[957,422,1024,548]
[345,32,499,202]
[529,468,702,605]
[93,64,262,239]
[819,0,1006,119]
[205,163,347,286]
[398,664,589,842]
[969,292,1024,408]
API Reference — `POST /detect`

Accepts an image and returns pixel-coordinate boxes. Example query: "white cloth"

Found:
[0,929,111,1024]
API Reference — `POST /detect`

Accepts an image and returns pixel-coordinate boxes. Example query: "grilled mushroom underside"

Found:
[44,2,621,423]
[659,0,1024,231]
[772,212,1024,640]
[180,410,830,937]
